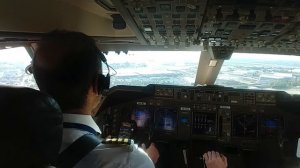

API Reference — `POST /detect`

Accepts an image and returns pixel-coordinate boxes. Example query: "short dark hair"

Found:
[33,30,100,111]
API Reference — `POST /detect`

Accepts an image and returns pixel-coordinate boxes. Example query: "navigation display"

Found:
[155,108,177,131]
[131,107,151,128]
[261,117,283,136]
[264,119,278,129]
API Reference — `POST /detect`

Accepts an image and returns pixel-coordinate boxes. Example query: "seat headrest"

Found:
[0,86,63,167]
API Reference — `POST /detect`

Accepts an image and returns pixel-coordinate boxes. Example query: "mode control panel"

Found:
[154,85,280,105]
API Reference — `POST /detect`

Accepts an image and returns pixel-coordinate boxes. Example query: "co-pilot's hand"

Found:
[203,151,227,168]
[142,143,160,164]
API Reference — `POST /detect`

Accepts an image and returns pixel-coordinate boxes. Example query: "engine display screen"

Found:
[193,113,216,135]
[131,107,151,128]
[155,108,177,131]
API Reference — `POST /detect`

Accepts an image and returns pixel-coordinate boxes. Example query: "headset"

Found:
[26,51,111,94]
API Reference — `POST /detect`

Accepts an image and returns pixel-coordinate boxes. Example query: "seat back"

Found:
[0,86,63,167]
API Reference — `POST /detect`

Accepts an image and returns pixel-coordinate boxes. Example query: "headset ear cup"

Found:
[98,74,105,93]
[98,74,110,93]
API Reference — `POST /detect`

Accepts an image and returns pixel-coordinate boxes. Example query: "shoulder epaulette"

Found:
[102,137,134,145]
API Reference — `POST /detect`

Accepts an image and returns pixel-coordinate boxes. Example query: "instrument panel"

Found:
[99,84,291,150]
[96,84,300,167]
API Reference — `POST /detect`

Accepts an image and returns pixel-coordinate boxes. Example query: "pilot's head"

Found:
[32,30,102,115]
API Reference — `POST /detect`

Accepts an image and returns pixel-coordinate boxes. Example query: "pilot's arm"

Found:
[203,151,228,168]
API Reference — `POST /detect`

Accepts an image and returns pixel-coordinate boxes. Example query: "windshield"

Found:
[0,47,38,89]
[215,53,300,94]
[104,51,201,87]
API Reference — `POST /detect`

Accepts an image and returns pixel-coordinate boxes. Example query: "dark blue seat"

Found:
[0,86,63,168]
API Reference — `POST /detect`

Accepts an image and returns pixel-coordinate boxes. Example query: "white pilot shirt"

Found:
[61,114,155,168]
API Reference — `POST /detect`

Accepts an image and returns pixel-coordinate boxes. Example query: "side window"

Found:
[0,47,38,89]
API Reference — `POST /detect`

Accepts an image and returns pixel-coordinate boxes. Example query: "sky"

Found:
[0,47,31,64]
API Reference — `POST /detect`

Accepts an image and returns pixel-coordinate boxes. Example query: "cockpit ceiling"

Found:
[0,0,135,37]
[0,0,299,55]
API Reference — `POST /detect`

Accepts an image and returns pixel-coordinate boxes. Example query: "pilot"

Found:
[32,30,227,168]
[32,30,158,168]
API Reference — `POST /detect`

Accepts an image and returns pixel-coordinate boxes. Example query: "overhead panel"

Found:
[107,0,300,55]
[202,0,300,55]
[111,0,208,48]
